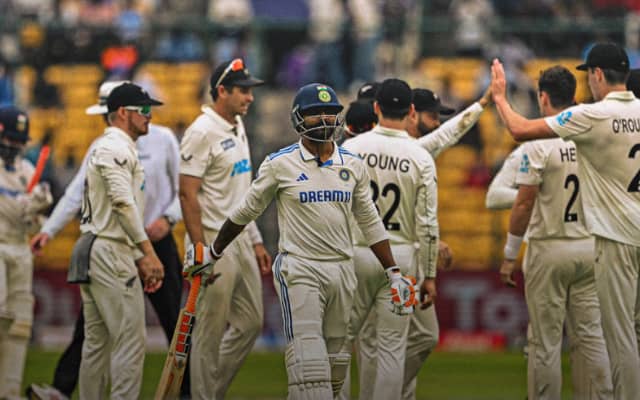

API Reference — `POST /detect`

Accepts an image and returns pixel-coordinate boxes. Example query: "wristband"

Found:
[503,233,523,260]
[210,244,224,260]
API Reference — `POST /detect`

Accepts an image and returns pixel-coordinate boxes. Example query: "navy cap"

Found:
[107,83,163,112]
[577,42,630,72]
[412,89,455,115]
[375,78,412,114]
[0,106,29,143]
[357,81,381,102]
[345,100,377,134]
[210,58,264,89]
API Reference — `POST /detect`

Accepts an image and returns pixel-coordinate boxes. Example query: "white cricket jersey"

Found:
[180,106,262,243]
[230,140,388,261]
[486,146,522,210]
[516,138,589,240]
[81,127,147,248]
[418,102,484,158]
[42,124,181,238]
[0,157,35,243]
[343,126,439,276]
[545,91,640,246]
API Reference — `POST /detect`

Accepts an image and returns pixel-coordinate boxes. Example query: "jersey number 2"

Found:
[627,144,640,192]
[564,174,579,222]
[370,181,401,231]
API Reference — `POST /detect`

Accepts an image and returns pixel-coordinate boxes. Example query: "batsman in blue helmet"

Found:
[182,82,406,399]
[0,106,52,399]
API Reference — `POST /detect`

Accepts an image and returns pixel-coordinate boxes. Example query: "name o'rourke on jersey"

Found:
[612,118,640,134]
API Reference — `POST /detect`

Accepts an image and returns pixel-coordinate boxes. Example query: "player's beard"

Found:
[302,115,344,142]
[417,120,434,137]
[0,142,21,166]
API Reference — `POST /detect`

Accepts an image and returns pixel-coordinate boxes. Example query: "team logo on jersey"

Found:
[231,159,251,176]
[296,173,309,182]
[519,154,530,173]
[114,158,127,167]
[221,138,236,151]
[556,111,572,127]
[181,154,193,162]
[339,169,350,181]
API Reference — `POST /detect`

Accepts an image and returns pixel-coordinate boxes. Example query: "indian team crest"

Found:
[339,169,350,181]
[317,88,332,103]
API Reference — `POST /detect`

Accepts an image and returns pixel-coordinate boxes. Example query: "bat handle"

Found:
[185,275,201,313]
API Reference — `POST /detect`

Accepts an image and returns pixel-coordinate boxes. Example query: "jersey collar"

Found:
[371,124,410,138]
[298,140,344,166]
[105,126,136,148]
[604,91,636,102]
[202,105,240,136]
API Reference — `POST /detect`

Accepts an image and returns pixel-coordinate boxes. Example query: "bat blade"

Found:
[154,275,201,399]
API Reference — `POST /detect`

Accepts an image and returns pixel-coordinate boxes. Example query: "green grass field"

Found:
[24,349,573,399]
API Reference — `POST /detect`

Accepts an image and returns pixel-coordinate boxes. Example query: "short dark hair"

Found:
[210,84,233,101]
[379,107,409,120]
[601,68,630,85]
[538,66,576,108]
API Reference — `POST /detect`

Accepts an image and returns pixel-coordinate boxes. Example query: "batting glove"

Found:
[183,242,222,278]
[385,266,418,315]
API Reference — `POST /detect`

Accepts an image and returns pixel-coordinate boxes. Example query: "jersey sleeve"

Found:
[41,143,95,237]
[418,102,483,158]
[415,158,440,278]
[515,141,547,186]
[229,156,278,225]
[351,163,389,246]
[94,145,147,244]
[179,128,210,178]
[544,104,593,140]
[485,147,521,209]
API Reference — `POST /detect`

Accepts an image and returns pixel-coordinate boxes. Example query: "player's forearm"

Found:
[212,218,246,254]
[180,192,205,244]
[114,203,149,244]
[420,102,483,158]
[369,239,396,270]
[494,98,555,141]
[509,197,534,236]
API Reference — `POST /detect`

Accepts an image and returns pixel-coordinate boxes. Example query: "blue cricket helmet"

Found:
[0,106,29,143]
[290,83,344,142]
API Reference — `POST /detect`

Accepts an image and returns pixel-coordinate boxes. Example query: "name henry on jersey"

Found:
[357,152,411,172]
[299,189,352,203]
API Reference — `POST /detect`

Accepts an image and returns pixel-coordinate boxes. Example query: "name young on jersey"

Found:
[357,152,410,173]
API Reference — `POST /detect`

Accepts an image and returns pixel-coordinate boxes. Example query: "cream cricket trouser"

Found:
[273,252,356,400]
[0,242,33,398]
[402,299,439,400]
[190,230,263,400]
[78,237,146,400]
[592,235,640,400]
[339,244,414,400]
[525,237,612,400]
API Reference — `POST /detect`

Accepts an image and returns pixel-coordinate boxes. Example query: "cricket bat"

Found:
[154,274,202,399]
[26,144,50,193]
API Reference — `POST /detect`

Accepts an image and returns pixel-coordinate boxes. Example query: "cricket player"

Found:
[183,82,416,400]
[178,58,271,400]
[27,80,187,399]
[339,78,439,400]
[491,42,640,399]
[0,106,52,398]
[77,83,164,399]
[499,66,612,399]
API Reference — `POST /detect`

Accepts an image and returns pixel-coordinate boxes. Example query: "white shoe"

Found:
[25,384,69,400]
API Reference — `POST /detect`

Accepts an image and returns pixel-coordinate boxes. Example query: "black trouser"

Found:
[52,232,190,397]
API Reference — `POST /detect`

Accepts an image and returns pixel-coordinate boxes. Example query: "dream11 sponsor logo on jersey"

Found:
[230,159,251,176]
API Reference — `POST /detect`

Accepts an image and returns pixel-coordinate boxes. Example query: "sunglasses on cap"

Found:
[124,105,152,117]
[214,58,244,88]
